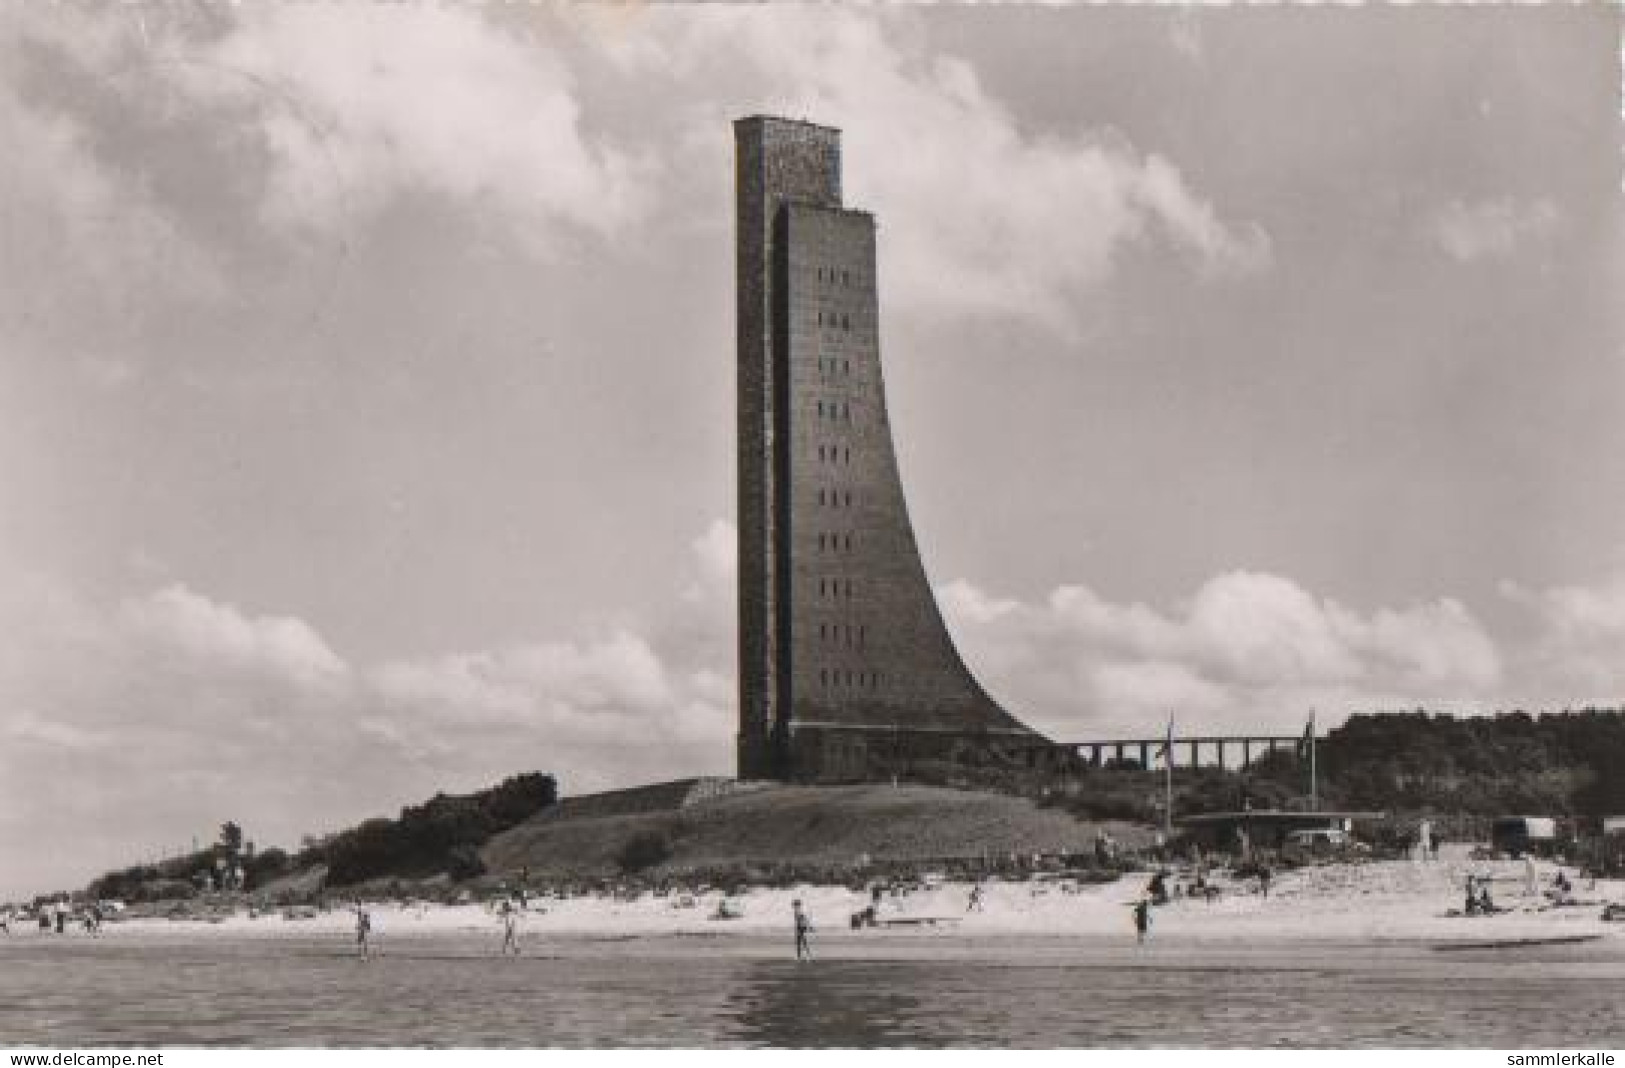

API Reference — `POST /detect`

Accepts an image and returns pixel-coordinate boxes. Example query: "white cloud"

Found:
[0,19,224,339]
[0,525,737,896]
[10,532,1625,898]
[938,579,1020,625]
[684,518,737,604]
[3,5,1262,341]
[587,7,1270,335]
[119,584,350,693]
[1428,197,1559,263]
[1500,574,1625,703]
[941,571,1504,737]
[372,631,677,728]
[182,5,653,253]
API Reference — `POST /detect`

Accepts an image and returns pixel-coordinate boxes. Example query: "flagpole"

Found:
[1164,713,1174,838]
[1309,709,1318,810]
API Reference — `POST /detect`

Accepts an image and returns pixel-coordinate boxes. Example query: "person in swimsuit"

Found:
[499,899,522,956]
[792,899,813,961]
[354,901,373,961]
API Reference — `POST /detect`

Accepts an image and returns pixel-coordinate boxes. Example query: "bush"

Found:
[447,844,487,881]
[314,771,558,886]
[617,830,674,873]
[245,848,290,890]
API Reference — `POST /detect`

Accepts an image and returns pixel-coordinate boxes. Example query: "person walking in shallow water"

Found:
[353,901,372,961]
[1132,898,1151,944]
[499,899,522,956]
[792,899,813,961]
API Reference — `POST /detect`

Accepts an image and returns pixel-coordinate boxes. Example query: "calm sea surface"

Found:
[1,931,1622,1047]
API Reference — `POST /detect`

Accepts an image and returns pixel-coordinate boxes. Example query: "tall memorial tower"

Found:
[735,116,1046,782]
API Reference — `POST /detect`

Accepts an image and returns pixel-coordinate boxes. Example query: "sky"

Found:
[1,4,1622,898]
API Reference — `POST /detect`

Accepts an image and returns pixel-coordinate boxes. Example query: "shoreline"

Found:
[23,855,1625,953]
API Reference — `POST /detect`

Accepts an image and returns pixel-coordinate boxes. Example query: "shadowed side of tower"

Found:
[736,116,1047,783]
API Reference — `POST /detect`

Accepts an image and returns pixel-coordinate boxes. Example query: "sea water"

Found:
[1,932,1622,1047]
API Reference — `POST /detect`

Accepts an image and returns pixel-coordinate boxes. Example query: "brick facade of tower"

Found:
[736,116,1045,783]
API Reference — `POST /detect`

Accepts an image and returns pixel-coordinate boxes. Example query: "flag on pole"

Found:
[1154,715,1174,763]
[1296,711,1316,758]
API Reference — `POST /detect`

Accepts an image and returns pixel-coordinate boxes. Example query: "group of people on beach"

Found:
[351,895,530,960]
[1463,874,1498,915]
[1,901,103,935]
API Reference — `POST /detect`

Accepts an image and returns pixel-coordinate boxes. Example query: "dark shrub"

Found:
[617,830,674,873]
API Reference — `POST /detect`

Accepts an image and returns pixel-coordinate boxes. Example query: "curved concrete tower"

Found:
[736,116,1046,782]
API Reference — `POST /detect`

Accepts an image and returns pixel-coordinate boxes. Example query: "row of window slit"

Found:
[819,622,866,647]
[816,264,870,698]
[820,668,878,690]
[819,357,851,376]
[818,577,853,599]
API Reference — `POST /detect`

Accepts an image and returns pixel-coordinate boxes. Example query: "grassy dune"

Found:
[481,782,1150,879]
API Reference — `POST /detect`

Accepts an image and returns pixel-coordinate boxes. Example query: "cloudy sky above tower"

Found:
[1,4,1621,896]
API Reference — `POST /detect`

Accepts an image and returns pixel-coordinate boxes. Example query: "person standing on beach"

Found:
[1132,898,1151,944]
[792,899,813,961]
[967,883,984,912]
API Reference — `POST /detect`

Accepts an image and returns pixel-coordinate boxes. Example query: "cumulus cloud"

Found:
[0,15,225,345]
[3,5,1261,343]
[374,632,676,728]
[685,518,737,603]
[0,2,652,305]
[10,519,1625,899]
[1428,196,1559,263]
[171,4,653,252]
[941,571,1504,737]
[583,6,1270,334]
[0,524,738,897]
[119,585,349,693]
[1499,574,1625,703]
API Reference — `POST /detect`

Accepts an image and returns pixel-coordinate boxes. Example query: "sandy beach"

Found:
[8,853,1625,1047]
[55,851,1625,951]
